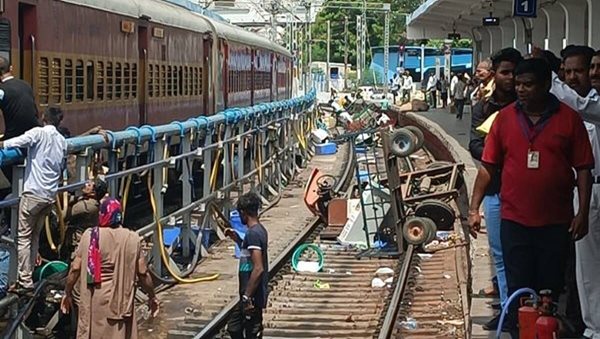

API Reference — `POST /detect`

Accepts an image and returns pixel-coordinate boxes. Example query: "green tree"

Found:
[309,0,471,66]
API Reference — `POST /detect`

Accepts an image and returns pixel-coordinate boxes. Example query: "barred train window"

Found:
[160,65,166,97]
[154,65,160,97]
[106,62,113,100]
[75,60,84,102]
[115,62,122,99]
[167,65,172,96]
[86,61,94,101]
[148,65,154,98]
[38,57,49,104]
[50,58,61,104]
[64,59,73,103]
[132,63,137,98]
[123,63,130,99]
[96,61,104,100]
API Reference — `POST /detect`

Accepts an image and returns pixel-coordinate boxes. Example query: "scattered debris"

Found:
[313,279,330,289]
[371,278,386,288]
[400,317,418,330]
[375,267,394,275]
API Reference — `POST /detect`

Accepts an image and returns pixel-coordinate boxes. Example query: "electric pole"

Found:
[356,15,362,84]
[344,16,348,90]
[326,20,331,92]
[383,5,390,94]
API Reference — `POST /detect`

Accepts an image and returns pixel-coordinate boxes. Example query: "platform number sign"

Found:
[513,0,537,18]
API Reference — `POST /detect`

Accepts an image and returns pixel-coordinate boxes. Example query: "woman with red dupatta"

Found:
[61,198,159,338]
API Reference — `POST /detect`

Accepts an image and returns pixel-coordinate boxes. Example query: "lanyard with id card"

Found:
[517,111,552,169]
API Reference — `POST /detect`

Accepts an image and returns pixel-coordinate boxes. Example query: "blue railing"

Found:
[0,90,316,167]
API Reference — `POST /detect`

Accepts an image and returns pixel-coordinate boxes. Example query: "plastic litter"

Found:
[443,274,452,279]
[384,276,393,284]
[375,267,394,275]
[296,261,321,273]
[400,317,418,330]
[417,253,433,259]
[371,277,386,288]
[313,279,330,289]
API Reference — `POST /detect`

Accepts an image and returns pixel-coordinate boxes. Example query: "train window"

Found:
[148,64,154,98]
[96,61,104,101]
[38,57,49,105]
[0,20,10,65]
[123,63,130,99]
[115,62,122,99]
[131,63,137,98]
[167,65,172,96]
[154,65,160,97]
[185,66,190,96]
[173,66,178,97]
[106,62,113,100]
[194,67,200,96]
[161,65,166,97]
[50,58,61,104]
[75,60,84,102]
[178,66,183,96]
[86,61,94,101]
[64,59,73,103]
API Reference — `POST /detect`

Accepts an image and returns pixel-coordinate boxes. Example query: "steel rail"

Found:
[194,140,355,339]
[377,244,415,339]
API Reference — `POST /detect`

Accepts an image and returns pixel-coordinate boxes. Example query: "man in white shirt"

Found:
[470,59,494,105]
[401,71,413,102]
[426,72,437,108]
[2,107,67,291]
[547,46,600,339]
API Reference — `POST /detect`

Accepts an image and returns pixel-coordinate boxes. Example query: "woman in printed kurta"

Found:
[61,198,158,339]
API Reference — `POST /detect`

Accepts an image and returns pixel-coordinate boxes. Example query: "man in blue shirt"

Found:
[226,192,269,339]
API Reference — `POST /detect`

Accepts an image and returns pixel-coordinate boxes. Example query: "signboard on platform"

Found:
[513,0,537,18]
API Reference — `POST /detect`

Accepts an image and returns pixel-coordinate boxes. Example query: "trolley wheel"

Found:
[422,217,438,244]
[414,199,456,231]
[402,217,435,245]
[389,128,417,157]
[404,125,424,151]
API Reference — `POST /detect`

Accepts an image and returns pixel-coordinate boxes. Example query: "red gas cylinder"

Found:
[535,290,559,339]
[535,315,559,339]
[518,302,539,339]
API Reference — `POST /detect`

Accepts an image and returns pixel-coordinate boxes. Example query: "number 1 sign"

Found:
[513,0,537,18]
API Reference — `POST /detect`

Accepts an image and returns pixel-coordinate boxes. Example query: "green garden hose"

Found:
[291,243,324,272]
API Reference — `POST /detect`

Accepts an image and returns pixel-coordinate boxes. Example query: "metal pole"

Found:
[307,6,312,86]
[420,43,425,83]
[361,0,367,76]
[383,10,389,95]
[326,20,330,92]
[356,15,361,84]
[344,16,348,91]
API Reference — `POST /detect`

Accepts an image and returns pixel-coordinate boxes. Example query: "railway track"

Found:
[181,131,468,339]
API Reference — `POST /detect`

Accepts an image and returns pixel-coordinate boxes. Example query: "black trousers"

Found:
[455,99,465,119]
[501,219,570,334]
[227,302,264,339]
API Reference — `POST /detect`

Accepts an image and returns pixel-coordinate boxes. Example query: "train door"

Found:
[137,26,148,125]
[18,3,36,87]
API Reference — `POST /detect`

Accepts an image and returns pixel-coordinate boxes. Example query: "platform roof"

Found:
[407,0,518,40]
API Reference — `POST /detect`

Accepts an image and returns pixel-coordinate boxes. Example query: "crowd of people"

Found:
[468,45,600,338]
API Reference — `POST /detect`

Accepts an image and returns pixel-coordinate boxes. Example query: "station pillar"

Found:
[500,19,515,50]
[513,18,529,54]
[558,0,587,46]
[530,16,546,49]
[588,0,600,48]
[541,5,566,55]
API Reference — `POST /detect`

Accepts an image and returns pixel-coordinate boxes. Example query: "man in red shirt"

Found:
[469,59,594,334]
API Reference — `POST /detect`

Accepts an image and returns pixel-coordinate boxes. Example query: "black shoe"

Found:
[482,314,500,331]
[482,314,513,332]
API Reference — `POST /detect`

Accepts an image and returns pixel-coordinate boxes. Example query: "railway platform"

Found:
[414,107,514,339]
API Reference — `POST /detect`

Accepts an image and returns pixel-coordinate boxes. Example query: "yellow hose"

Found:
[147,174,220,283]
[44,216,57,252]
[210,128,224,191]
[121,174,133,220]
